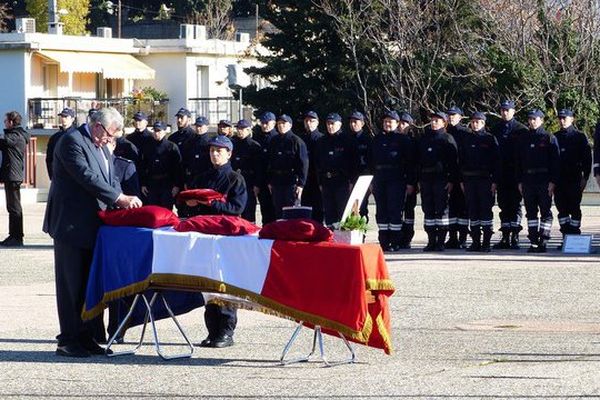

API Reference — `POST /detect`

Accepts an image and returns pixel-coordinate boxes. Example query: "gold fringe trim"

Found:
[365,279,396,292]
[81,278,152,321]
[375,313,394,355]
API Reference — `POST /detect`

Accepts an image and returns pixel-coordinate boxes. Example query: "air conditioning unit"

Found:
[235,32,250,43]
[194,25,206,41]
[97,27,112,38]
[180,24,195,39]
[16,18,36,33]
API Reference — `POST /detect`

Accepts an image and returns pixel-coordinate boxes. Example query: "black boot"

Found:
[378,230,391,252]
[458,228,468,249]
[435,229,447,252]
[445,230,459,249]
[389,231,403,252]
[423,230,436,252]
[536,238,547,253]
[467,227,481,252]
[493,231,510,249]
[481,230,492,252]
[509,231,520,250]
[398,227,414,249]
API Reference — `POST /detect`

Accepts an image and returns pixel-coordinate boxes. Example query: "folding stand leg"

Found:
[106,292,194,360]
[280,321,356,367]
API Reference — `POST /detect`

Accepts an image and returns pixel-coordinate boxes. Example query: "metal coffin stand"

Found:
[280,321,356,367]
[105,292,194,360]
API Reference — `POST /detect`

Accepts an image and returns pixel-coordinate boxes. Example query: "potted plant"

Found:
[334,201,368,245]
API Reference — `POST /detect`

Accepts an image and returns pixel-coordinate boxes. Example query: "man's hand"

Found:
[548,182,556,197]
[491,183,497,195]
[445,182,453,193]
[268,184,273,194]
[115,194,143,209]
[141,186,149,196]
[406,185,415,195]
[171,186,180,198]
[518,183,523,195]
[185,199,200,207]
[253,186,260,197]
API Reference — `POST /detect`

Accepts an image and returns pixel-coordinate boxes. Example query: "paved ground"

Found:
[1,203,600,399]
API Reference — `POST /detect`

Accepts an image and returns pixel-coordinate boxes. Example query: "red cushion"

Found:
[259,219,333,242]
[175,215,260,236]
[177,189,226,203]
[98,206,180,228]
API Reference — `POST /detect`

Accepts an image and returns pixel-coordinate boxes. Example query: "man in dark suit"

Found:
[43,107,142,358]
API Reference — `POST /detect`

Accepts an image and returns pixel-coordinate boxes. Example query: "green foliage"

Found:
[26,0,89,34]
[340,213,368,234]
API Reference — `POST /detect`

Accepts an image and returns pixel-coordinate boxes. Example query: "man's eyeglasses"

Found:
[98,123,116,138]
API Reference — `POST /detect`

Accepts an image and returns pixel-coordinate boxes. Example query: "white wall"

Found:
[0,50,27,116]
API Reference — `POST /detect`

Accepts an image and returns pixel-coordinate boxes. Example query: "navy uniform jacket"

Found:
[516,127,560,185]
[554,126,592,183]
[188,162,247,216]
[114,137,139,164]
[252,128,278,187]
[447,123,470,156]
[370,130,416,184]
[459,130,501,183]
[491,118,528,182]
[350,129,373,176]
[267,131,309,187]
[43,125,121,249]
[416,128,459,183]
[315,131,360,185]
[592,120,600,176]
[181,133,211,187]
[139,138,183,188]
[126,128,151,151]
[299,129,324,186]
[46,124,77,180]
[113,155,141,197]
[168,125,195,150]
[232,136,262,189]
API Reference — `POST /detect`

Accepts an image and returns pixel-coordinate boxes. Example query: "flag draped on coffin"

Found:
[83,226,395,354]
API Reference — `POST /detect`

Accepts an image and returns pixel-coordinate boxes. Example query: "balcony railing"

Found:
[187,97,254,124]
[27,97,169,130]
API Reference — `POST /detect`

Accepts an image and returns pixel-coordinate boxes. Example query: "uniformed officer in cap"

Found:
[516,109,560,253]
[553,109,591,240]
[181,116,212,189]
[232,119,262,222]
[460,112,501,252]
[446,106,470,248]
[184,135,247,348]
[397,111,418,249]
[417,111,459,251]
[127,111,151,151]
[299,111,325,222]
[252,112,278,224]
[46,107,77,180]
[347,111,373,220]
[169,108,195,150]
[314,113,360,228]
[139,121,183,210]
[267,114,309,219]
[217,120,234,138]
[370,110,416,251]
[491,100,528,249]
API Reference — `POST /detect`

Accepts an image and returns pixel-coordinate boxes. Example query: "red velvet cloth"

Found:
[98,206,180,228]
[177,189,226,203]
[175,215,260,236]
[259,219,333,242]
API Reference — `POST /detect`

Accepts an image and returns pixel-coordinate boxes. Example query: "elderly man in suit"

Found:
[43,107,142,358]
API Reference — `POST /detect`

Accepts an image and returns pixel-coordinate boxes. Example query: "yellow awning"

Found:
[36,50,155,80]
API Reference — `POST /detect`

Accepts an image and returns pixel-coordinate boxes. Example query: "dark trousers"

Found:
[420,178,449,233]
[301,180,323,223]
[271,184,296,220]
[321,180,350,226]
[401,190,417,242]
[497,180,522,234]
[54,240,104,346]
[555,181,583,234]
[464,177,494,232]
[448,183,469,234]
[522,182,553,242]
[373,179,406,243]
[359,188,372,222]
[147,184,175,210]
[204,303,237,338]
[4,181,23,238]
[242,189,257,223]
[257,184,276,224]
